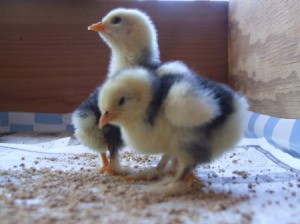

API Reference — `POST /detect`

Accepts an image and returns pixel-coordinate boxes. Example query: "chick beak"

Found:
[99,111,119,128]
[88,22,106,32]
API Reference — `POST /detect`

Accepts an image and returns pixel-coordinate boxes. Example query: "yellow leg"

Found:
[99,153,109,173]
[99,152,120,175]
[101,153,109,167]
[99,153,110,173]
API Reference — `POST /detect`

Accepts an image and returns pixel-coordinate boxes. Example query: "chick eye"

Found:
[118,97,126,106]
[111,17,122,25]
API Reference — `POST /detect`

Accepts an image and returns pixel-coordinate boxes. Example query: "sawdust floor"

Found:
[0,132,299,224]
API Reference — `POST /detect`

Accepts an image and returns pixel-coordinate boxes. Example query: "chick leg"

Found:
[168,163,202,188]
[156,154,172,171]
[163,157,179,175]
[175,164,196,182]
[150,164,200,195]
[108,145,130,175]
[124,154,172,181]
[98,146,121,175]
[146,163,195,195]
[163,162,201,186]
[99,152,110,174]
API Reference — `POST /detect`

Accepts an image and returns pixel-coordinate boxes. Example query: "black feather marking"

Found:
[75,88,101,120]
[145,74,183,125]
[74,86,124,149]
[173,72,235,136]
[138,48,161,71]
[209,85,234,129]
[182,138,212,164]
[103,124,124,150]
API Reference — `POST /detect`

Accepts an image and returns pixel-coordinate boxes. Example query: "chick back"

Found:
[187,75,247,161]
[145,71,247,164]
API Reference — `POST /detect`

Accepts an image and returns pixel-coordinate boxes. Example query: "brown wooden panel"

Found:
[0,0,228,113]
[228,0,300,118]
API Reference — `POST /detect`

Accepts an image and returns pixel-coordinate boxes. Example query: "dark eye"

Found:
[118,97,126,106]
[111,17,121,24]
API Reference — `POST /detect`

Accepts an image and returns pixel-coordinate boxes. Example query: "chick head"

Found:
[98,67,153,128]
[88,8,158,55]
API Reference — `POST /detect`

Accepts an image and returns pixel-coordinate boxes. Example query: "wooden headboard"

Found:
[0,0,228,113]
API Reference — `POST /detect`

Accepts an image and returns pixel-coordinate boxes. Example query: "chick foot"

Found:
[99,164,118,175]
[100,163,132,175]
[146,172,202,195]
[183,172,203,186]
[124,168,162,182]
[159,173,202,195]
[146,180,190,196]
[99,152,119,175]
[125,154,176,182]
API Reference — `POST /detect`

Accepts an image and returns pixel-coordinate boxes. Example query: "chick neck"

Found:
[108,44,160,77]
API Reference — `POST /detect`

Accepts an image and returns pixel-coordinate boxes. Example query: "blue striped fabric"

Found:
[245,111,300,158]
[247,112,260,138]
[11,124,34,132]
[0,111,299,157]
[263,117,280,148]
[290,120,300,152]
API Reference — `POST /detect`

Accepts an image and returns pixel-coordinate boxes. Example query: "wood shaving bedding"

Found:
[0,133,299,224]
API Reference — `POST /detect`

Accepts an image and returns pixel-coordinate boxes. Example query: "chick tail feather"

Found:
[211,94,249,158]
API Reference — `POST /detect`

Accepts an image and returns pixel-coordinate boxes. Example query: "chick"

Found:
[72,8,161,174]
[88,8,160,76]
[98,67,248,192]
[72,89,123,174]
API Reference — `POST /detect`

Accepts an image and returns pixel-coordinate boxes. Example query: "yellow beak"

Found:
[88,22,106,32]
[99,112,119,128]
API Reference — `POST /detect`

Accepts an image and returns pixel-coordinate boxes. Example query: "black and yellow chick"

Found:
[99,67,248,193]
[72,8,161,174]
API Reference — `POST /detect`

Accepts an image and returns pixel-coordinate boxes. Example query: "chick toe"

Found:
[99,153,119,175]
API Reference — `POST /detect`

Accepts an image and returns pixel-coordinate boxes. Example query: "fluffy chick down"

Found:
[98,66,248,191]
